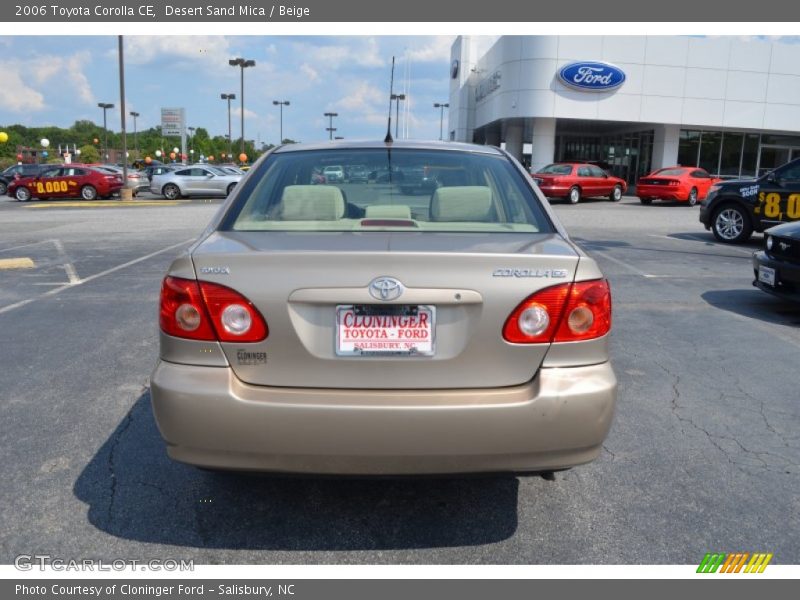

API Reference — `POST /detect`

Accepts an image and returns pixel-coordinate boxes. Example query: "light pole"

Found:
[187,126,195,162]
[273,100,289,143]
[433,102,449,141]
[390,93,405,139]
[129,111,140,159]
[98,102,114,162]
[220,93,235,159]
[324,112,338,141]
[228,58,255,156]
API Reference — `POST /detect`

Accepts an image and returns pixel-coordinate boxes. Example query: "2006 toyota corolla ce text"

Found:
[150,140,617,475]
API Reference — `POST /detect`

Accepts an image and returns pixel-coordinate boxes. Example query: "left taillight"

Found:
[159,276,268,343]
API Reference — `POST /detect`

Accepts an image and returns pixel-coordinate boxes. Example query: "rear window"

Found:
[223,149,552,234]
[537,164,573,175]
[654,168,686,176]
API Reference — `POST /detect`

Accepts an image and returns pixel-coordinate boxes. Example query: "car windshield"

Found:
[537,164,573,175]
[224,148,552,233]
[654,168,686,176]
[207,166,229,176]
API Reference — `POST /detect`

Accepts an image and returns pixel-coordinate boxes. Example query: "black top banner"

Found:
[3,0,800,22]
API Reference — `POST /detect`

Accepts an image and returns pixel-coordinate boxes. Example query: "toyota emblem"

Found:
[368,277,404,301]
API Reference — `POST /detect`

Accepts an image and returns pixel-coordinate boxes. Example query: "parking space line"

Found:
[0,239,193,315]
[589,249,655,278]
[0,257,35,270]
[53,240,80,285]
[648,234,755,256]
[0,240,55,254]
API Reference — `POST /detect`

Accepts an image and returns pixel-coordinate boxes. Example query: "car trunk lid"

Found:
[190,231,581,389]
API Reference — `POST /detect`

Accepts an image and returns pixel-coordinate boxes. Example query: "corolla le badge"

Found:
[369,277,404,301]
[558,61,626,92]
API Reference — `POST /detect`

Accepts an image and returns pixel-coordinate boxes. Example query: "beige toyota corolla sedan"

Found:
[151,141,617,475]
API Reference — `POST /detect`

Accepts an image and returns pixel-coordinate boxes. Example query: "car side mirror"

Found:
[206,174,215,178]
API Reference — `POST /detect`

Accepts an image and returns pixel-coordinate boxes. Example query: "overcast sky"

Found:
[0,35,497,145]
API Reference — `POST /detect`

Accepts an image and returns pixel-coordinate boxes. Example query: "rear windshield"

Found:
[537,164,573,175]
[223,149,552,233]
[653,168,686,176]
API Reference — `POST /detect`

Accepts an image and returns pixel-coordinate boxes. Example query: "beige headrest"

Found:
[280,185,345,221]
[430,186,493,222]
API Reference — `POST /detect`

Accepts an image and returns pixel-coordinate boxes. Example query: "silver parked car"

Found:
[95,165,148,195]
[150,165,242,199]
[151,141,616,475]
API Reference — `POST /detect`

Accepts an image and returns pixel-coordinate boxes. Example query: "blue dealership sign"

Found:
[558,61,626,92]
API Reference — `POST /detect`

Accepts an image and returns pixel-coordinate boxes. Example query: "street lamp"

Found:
[98,102,114,161]
[187,126,195,161]
[220,93,236,159]
[273,100,290,144]
[390,94,406,139]
[324,112,338,141]
[129,111,140,158]
[228,58,256,156]
[433,102,449,141]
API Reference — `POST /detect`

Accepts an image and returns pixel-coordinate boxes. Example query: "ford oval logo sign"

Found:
[558,61,626,92]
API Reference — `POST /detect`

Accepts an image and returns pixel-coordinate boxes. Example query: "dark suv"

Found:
[1,164,45,196]
[699,158,800,243]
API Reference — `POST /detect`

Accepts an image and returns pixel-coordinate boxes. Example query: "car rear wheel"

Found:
[609,185,623,202]
[688,187,698,207]
[568,186,581,204]
[80,185,97,200]
[226,183,237,196]
[639,197,652,205]
[163,183,181,200]
[15,187,31,202]
[712,204,752,243]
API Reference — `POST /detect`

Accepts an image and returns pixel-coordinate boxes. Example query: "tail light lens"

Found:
[503,279,611,344]
[668,180,679,186]
[198,281,268,342]
[159,277,216,341]
[555,279,612,342]
[159,276,268,343]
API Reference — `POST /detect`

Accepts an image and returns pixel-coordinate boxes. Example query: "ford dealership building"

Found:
[448,36,800,184]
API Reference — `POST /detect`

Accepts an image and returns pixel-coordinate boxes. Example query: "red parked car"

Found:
[636,166,722,207]
[532,163,627,204]
[7,164,123,202]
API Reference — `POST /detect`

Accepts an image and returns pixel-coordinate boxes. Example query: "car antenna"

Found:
[384,56,395,144]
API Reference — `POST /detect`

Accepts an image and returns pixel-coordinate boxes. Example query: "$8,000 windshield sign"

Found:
[558,62,626,91]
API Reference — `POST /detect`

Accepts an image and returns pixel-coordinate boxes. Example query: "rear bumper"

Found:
[636,185,685,201]
[537,184,571,197]
[150,360,617,475]
[753,251,800,302]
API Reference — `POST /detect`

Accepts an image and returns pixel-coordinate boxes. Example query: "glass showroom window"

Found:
[741,134,760,177]
[699,131,722,174]
[719,132,744,177]
[678,130,700,167]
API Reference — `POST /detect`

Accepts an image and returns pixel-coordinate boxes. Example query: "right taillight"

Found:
[503,279,611,344]
[159,276,268,343]
[554,279,612,342]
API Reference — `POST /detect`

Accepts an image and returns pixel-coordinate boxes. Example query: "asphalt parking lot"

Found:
[0,193,798,565]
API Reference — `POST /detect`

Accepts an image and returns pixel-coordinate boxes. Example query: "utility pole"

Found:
[324,112,338,140]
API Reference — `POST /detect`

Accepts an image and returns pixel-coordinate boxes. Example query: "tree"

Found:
[78,144,100,163]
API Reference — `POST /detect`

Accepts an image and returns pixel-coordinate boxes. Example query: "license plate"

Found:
[336,305,435,356]
[758,265,776,286]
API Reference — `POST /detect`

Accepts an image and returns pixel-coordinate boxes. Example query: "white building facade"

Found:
[448,36,800,184]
